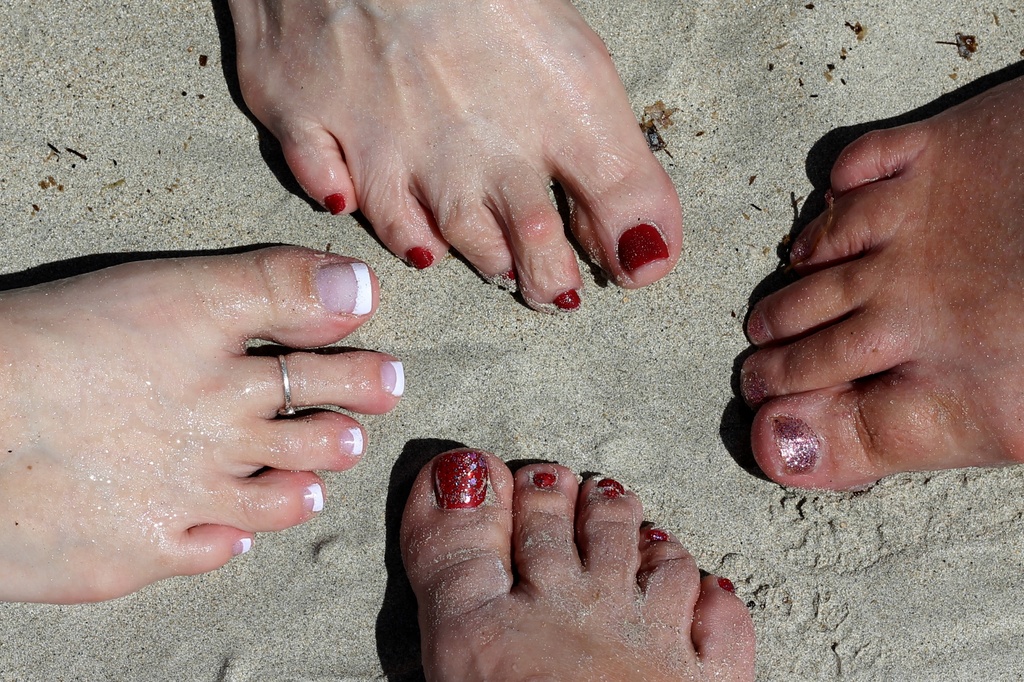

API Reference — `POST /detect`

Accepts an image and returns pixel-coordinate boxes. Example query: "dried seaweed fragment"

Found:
[845,21,867,41]
[640,100,679,157]
[937,33,978,59]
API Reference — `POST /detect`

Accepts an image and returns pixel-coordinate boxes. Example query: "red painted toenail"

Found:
[324,193,346,215]
[718,577,736,593]
[773,415,820,474]
[553,289,580,311]
[434,450,488,509]
[645,528,670,542]
[617,223,669,272]
[596,477,626,499]
[406,247,434,270]
[740,369,769,405]
[532,471,557,489]
[746,311,770,345]
[506,269,517,281]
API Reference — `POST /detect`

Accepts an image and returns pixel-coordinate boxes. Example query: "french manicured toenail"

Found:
[553,289,581,311]
[434,451,489,509]
[645,528,670,542]
[324,193,346,215]
[316,262,372,315]
[532,471,557,489]
[746,310,770,345]
[341,427,364,457]
[232,538,253,556]
[596,477,625,499]
[617,223,669,272]
[740,369,769,405]
[381,361,405,397]
[406,247,434,270]
[718,577,736,593]
[304,483,325,513]
[773,415,820,474]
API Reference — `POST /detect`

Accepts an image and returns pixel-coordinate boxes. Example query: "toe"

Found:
[225,470,327,532]
[746,261,863,346]
[692,574,756,681]
[510,464,583,591]
[401,449,515,619]
[751,372,996,489]
[431,194,514,280]
[358,176,450,270]
[574,477,643,593]
[492,179,584,311]
[190,248,380,348]
[636,527,701,631]
[741,305,915,406]
[248,411,366,473]
[278,124,358,216]
[829,123,928,196]
[242,351,404,417]
[173,524,255,577]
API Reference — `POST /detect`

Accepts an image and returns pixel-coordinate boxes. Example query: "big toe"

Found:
[401,450,514,621]
[751,371,1007,490]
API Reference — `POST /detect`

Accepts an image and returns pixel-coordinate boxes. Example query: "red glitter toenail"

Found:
[718,577,736,593]
[434,451,488,509]
[532,471,557,489]
[406,247,434,270]
[617,223,669,272]
[553,289,580,311]
[505,269,517,281]
[645,528,670,542]
[741,369,769,405]
[324,193,346,215]
[596,477,625,499]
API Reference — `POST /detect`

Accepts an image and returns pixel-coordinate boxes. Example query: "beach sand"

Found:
[1,0,1023,679]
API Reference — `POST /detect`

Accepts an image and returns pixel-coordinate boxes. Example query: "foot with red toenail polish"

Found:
[743,75,1024,490]
[402,451,755,681]
[0,247,403,603]
[228,0,682,310]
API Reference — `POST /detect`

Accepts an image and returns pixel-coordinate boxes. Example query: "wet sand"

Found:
[1,0,1023,679]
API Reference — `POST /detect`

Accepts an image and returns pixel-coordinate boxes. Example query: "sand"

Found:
[1,0,1022,679]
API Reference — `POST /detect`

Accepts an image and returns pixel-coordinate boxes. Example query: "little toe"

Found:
[401,449,515,619]
[510,464,583,591]
[174,524,255,577]
[751,373,1000,490]
[277,124,358,216]
[574,477,643,593]
[741,307,914,406]
[692,574,756,681]
[829,123,928,196]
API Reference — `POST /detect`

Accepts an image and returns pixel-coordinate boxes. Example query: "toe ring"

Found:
[277,354,296,416]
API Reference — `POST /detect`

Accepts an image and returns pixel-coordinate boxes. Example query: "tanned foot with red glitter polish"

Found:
[227,0,682,311]
[741,75,1024,490]
[401,449,755,681]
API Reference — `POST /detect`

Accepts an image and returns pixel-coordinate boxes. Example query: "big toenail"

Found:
[596,478,625,499]
[341,427,364,457]
[232,538,253,556]
[406,247,434,270]
[303,483,325,513]
[324,193,347,215]
[381,361,405,397]
[532,471,557,489]
[773,415,820,474]
[617,223,669,272]
[740,369,769,405]
[553,289,581,311]
[434,451,489,509]
[645,528,670,542]
[316,262,373,315]
[717,577,736,593]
